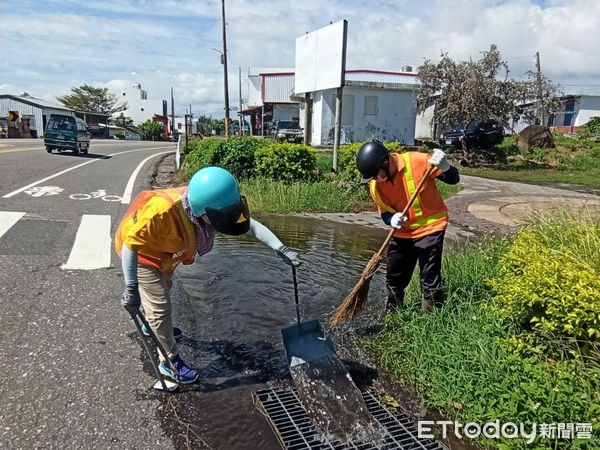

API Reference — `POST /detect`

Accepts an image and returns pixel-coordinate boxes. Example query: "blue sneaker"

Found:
[141,324,182,339]
[159,354,199,384]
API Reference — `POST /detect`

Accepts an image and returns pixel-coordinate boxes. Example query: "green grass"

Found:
[240,176,461,213]
[365,221,600,449]
[240,178,371,213]
[461,167,600,189]
[460,133,600,189]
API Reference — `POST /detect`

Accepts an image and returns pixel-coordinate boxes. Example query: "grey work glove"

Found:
[276,245,301,267]
[121,284,141,315]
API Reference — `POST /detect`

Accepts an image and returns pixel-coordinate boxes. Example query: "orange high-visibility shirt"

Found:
[369,152,448,239]
[115,187,197,274]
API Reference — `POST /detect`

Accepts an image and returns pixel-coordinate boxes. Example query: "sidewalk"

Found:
[292,175,600,239]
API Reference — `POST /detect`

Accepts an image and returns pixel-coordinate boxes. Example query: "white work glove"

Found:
[428,149,450,172]
[390,213,407,229]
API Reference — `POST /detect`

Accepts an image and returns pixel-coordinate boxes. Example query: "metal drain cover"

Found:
[255,388,447,449]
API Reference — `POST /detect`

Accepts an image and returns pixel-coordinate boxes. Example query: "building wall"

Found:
[112,84,164,126]
[575,95,600,126]
[415,103,436,140]
[247,74,263,107]
[0,98,74,137]
[314,86,417,145]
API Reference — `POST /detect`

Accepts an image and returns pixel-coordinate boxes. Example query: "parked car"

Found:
[44,114,90,155]
[439,119,503,150]
[271,120,304,143]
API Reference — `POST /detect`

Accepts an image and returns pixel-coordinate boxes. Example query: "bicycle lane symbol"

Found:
[69,189,122,202]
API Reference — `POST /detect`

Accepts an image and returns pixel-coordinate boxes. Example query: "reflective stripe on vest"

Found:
[369,153,447,230]
[402,153,447,229]
[369,179,395,213]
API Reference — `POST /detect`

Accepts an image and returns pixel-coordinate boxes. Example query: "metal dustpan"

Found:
[281,267,335,367]
[282,318,335,367]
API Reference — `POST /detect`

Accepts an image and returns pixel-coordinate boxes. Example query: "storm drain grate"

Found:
[254,388,447,450]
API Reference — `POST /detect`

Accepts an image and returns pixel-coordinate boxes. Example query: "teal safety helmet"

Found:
[187,166,251,235]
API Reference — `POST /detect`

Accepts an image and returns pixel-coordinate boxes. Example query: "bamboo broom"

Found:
[329,165,435,326]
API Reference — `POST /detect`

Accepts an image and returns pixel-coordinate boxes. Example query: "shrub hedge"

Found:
[255,143,317,183]
[489,218,600,344]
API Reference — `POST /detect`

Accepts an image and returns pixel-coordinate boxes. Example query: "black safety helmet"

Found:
[356,140,390,182]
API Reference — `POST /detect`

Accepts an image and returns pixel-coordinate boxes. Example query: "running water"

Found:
[290,354,386,445]
[153,213,473,449]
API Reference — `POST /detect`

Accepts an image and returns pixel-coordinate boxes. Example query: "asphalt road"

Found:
[0,139,178,449]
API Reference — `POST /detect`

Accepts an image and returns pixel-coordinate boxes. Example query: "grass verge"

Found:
[459,133,600,190]
[461,167,600,190]
[240,177,461,213]
[365,215,600,449]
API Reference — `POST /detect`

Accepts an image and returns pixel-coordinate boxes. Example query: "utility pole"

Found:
[535,51,544,126]
[170,87,175,140]
[238,67,243,135]
[189,103,193,135]
[332,20,348,173]
[221,0,231,138]
[184,109,189,153]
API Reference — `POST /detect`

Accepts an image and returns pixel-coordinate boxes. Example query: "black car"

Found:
[439,119,503,150]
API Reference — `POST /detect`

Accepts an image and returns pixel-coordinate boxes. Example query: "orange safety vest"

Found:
[115,187,197,275]
[369,152,448,239]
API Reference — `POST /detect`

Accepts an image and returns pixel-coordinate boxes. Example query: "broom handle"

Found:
[373,165,436,259]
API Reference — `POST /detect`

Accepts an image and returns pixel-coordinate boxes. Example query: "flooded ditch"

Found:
[136,211,475,449]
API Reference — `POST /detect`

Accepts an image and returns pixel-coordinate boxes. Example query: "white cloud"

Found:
[2,0,600,118]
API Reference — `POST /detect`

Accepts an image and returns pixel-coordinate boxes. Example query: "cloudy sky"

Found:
[2,0,599,118]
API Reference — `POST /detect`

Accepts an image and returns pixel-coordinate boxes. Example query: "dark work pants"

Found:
[386,230,445,311]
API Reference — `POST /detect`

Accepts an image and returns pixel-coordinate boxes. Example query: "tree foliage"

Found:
[57,84,127,115]
[138,120,164,141]
[112,113,134,127]
[196,115,224,136]
[417,45,562,131]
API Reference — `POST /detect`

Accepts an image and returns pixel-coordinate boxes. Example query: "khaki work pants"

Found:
[138,265,176,361]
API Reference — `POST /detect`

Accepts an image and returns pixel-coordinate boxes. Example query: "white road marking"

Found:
[0,211,25,239]
[121,150,175,204]
[62,215,112,270]
[2,146,173,198]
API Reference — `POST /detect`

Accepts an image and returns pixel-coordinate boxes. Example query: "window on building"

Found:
[364,96,378,115]
[140,90,148,100]
[178,123,182,129]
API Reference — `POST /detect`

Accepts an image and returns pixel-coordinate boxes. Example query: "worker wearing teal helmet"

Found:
[187,166,252,235]
[116,166,300,385]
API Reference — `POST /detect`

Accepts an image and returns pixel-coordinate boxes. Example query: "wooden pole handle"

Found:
[374,164,435,258]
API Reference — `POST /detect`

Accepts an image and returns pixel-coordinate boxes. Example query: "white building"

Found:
[304,70,418,145]
[0,93,75,138]
[112,84,166,126]
[548,94,600,130]
[243,68,419,145]
[243,68,299,135]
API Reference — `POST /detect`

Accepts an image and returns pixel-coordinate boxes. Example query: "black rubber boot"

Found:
[421,290,445,313]
[385,288,404,314]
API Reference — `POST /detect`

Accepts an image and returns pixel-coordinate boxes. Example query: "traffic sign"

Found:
[8,111,19,121]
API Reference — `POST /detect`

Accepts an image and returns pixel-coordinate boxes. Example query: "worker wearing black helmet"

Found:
[356,141,460,313]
